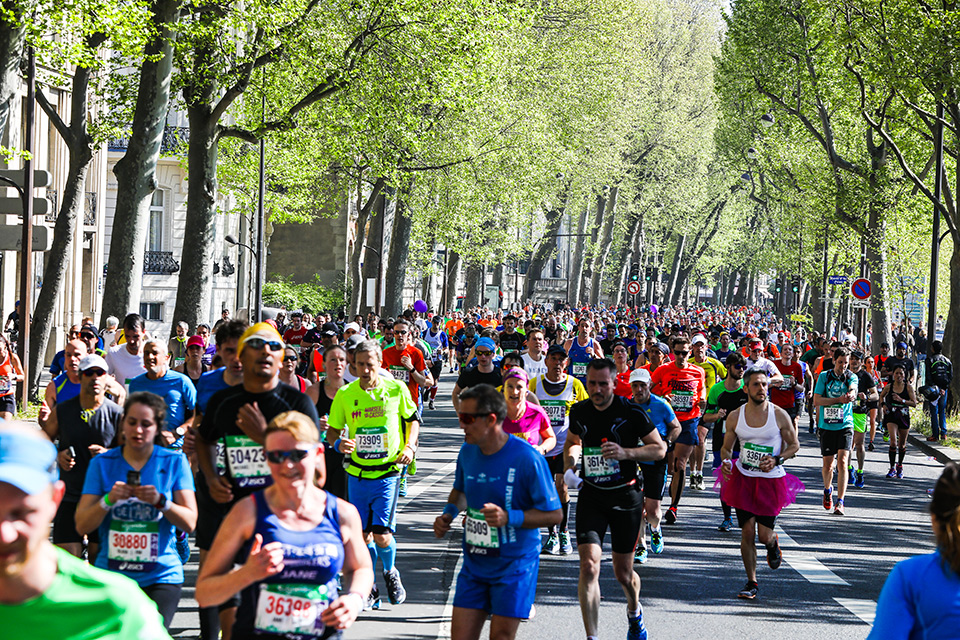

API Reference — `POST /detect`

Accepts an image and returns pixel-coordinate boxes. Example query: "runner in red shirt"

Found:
[282,311,308,355]
[651,336,706,525]
[611,341,633,398]
[771,344,804,424]
[381,318,433,406]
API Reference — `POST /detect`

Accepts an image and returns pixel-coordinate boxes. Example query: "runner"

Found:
[38,339,91,429]
[650,336,706,524]
[76,392,198,629]
[879,363,918,479]
[452,337,501,412]
[849,351,878,488]
[129,338,197,449]
[434,384,561,640]
[564,317,604,384]
[612,342,634,398]
[718,367,801,600]
[926,340,952,441]
[106,313,148,390]
[0,333,24,419]
[521,328,549,379]
[422,315,449,409]
[307,345,349,500]
[770,344,803,428]
[281,311,308,356]
[813,346,858,515]
[629,368,680,563]
[702,353,749,532]
[327,339,420,610]
[689,335,726,490]
[174,335,210,387]
[382,319,433,408]
[0,421,174,639]
[168,321,189,368]
[501,368,555,453]
[278,346,309,392]
[196,411,373,639]
[499,314,524,353]
[530,344,588,556]
[564,359,666,640]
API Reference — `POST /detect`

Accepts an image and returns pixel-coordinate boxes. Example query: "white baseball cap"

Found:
[691,334,708,346]
[629,368,652,384]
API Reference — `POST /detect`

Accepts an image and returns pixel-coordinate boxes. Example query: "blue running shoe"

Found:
[650,528,664,554]
[854,471,865,488]
[176,530,191,564]
[398,476,407,497]
[627,613,648,640]
[848,466,856,485]
[634,547,648,564]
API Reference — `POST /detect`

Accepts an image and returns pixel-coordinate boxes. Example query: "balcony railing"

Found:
[44,190,98,226]
[108,126,190,154]
[143,251,180,274]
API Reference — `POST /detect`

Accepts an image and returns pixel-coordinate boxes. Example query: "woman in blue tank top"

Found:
[197,411,373,639]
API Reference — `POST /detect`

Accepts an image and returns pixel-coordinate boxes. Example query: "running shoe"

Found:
[927,436,939,442]
[650,528,664,554]
[886,466,897,478]
[766,536,782,570]
[627,613,648,640]
[559,531,573,555]
[696,473,705,490]
[384,569,406,605]
[689,473,697,490]
[867,441,875,452]
[834,499,845,516]
[896,464,904,479]
[428,399,435,410]
[398,476,407,497]
[634,547,648,564]
[542,532,560,555]
[823,488,833,511]
[854,471,865,489]
[718,517,734,532]
[883,431,890,442]
[738,581,759,599]
[848,466,856,486]
[176,530,191,564]
[663,506,678,524]
[366,584,381,610]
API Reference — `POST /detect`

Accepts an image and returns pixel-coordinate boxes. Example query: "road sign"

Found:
[825,298,840,303]
[851,278,871,300]
[828,275,848,285]
[0,169,53,215]
[626,280,641,295]
[0,224,52,251]
[851,300,871,309]
[0,169,52,187]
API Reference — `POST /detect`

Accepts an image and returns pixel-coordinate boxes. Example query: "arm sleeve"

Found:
[867,562,915,639]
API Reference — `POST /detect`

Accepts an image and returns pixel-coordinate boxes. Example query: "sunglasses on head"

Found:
[82,368,106,377]
[476,350,493,357]
[266,448,312,464]
[458,412,492,425]
[244,337,283,352]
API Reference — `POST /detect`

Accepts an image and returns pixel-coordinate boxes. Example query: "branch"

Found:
[35,89,71,144]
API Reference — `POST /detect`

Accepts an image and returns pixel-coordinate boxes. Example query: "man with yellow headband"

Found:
[195,323,319,638]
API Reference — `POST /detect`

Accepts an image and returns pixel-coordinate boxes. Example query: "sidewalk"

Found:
[908,433,960,465]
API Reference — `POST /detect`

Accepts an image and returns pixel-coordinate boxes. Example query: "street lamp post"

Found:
[225,234,260,322]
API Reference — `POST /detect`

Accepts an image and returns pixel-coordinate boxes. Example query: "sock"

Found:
[588,637,600,640]
[199,606,220,640]
[888,447,897,467]
[721,499,731,519]
[560,501,570,532]
[377,538,397,573]
[824,486,832,495]
[898,447,906,465]
[848,464,853,472]
[627,605,642,618]
[367,542,378,571]
[548,525,556,535]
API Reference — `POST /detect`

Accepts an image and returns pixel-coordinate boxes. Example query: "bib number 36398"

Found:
[465,507,500,556]
[255,583,330,637]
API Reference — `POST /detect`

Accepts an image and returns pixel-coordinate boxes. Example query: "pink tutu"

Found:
[712,465,805,517]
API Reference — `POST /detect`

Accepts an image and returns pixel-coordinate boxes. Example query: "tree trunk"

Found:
[29,64,96,394]
[0,12,24,140]
[523,190,567,300]
[463,262,483,309]
[664,233,686,304]
[582,190,606,304]
[101,0,180,323]
[443,249,461,312]
[383,181,413,315]
[591,185,618,304]
[349,178,385,315]
[568,202,589,304]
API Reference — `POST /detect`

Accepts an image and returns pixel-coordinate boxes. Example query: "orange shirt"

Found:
[445,319,464,337]
[650,362,706,421]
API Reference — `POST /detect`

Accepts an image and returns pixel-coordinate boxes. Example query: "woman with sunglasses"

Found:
[308,345,349,499]
[76,391,198,629]
[197,411,373,639]
[280,345,310,393]
[502,368,555,455]
[0,333,24,419]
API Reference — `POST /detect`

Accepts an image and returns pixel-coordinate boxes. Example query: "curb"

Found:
[908,434,960,466]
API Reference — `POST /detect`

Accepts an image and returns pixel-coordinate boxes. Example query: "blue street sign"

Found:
[828,275,847,285]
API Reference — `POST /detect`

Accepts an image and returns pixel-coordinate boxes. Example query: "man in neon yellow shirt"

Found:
[328,339,420,611]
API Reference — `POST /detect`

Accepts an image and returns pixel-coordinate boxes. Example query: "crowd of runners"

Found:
[1,302,959,640]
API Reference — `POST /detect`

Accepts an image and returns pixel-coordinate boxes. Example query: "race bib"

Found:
[0,377,9,393]
[823,406,844,423]
[108,520,159,568]
[255,583,330,637]
[464,507,500,556]
[780,375,794,390]
[215,440,227,473]
[173,357,185,368]
[290,344,302,354]
[572,363,588,377]
[225,435,269,487]
[541,401,567,428]
[741,442,774,470]
[671,390,695,411]
[355,425,388,460]
[583,446,621,483]
[389,366,410,383]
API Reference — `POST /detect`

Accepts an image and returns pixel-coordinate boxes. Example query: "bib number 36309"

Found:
[465,507,500,556]
[255,583,330,637]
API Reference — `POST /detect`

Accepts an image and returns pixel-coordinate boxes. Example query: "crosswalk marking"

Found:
[833,598,876,625]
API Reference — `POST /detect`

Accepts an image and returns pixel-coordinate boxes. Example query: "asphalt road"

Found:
[171,376,945,640]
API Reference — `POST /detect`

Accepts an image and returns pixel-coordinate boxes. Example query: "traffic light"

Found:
[629,262,640,282]
[645,266,652,281]
[791,280,799,293]
[774,277,782,293]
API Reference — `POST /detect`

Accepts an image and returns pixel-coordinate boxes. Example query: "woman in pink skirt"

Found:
[718,367,803,600]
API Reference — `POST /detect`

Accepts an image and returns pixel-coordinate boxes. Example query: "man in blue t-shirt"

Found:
[813,346,858,516]
[434,384,561,640]
[129,339,196,448]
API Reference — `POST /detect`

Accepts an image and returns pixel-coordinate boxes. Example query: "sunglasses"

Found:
[265,448,312,464]
[283,355,298,362]
[476,350,494,357]
[730,364,744,370]
[82,368,107,377]
[80,332,97,340]
[394,330,409,335]
[458,412,492,425]
[244,337,284,352]
[674,350,689,356]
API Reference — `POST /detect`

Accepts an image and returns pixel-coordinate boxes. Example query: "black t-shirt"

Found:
[198,382,320,501]
[56,397,123,500]
[853,370,877,414]
[569,395,656,491]
[884,356,914,381]
[499,331,523,353]
[456,366,502,390]
[928,354,953,388]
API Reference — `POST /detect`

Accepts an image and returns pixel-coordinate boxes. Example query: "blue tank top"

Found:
[567,337,596,381]
[54,372,80,404]
[235,490,345,640]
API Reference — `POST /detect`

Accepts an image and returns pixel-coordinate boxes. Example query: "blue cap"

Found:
[475,337,497,352]
[627,324,639,330]
[897,341,908,349]
[0,428,59,494]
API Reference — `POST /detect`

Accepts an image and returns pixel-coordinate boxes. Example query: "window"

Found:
[139,302,162,321]
[147,190,164,251]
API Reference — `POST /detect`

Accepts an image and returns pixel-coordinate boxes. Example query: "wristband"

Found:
[442,504,459,519]
[334,438,343,454]
[345,591,365,610]
[155,494,171,512]
[99,495,113,511]
[507,509,525,528]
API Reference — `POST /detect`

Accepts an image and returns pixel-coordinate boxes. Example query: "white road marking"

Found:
[400,460,456,508]
[833,598,876,625]
[437,551,464,640]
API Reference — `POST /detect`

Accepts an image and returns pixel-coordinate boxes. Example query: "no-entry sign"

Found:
[851,278,871,300]
[627,281,642,295]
